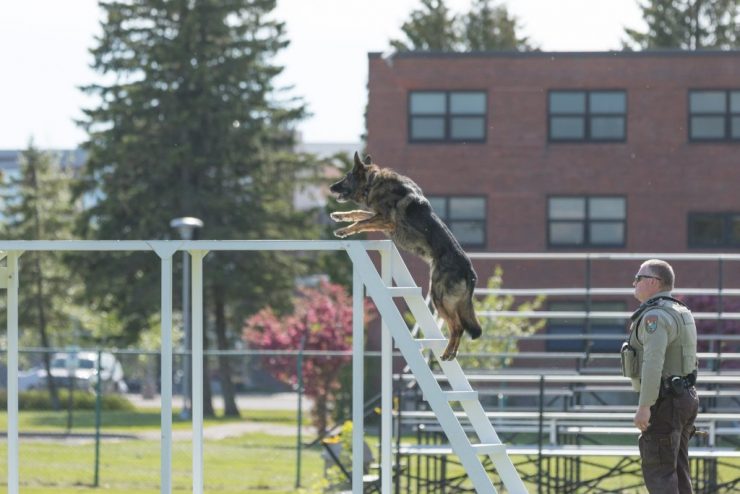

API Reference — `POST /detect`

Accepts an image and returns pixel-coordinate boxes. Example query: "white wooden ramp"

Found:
[346,243,527,494]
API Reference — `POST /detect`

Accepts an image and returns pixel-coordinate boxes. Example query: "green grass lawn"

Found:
[0,431,326,493]
[0,409,738,492]
[0,408,324,493]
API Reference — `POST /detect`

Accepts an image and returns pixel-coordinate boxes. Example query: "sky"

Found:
[0,0,645,150]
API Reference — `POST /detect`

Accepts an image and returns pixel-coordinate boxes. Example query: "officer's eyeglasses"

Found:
[633,274,662,283]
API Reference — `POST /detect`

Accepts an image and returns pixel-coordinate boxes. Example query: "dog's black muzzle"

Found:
[330,180,350,202]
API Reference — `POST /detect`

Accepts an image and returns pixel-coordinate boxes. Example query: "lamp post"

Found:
[170,216,203,419]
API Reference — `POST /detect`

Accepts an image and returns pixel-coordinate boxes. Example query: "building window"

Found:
[689,90,740,141]
[688,212,740,247]
[548,90,626,142]
[548,196,626,247]
[409,91,487,143]
[428,195,486,248]
[546,301,626,353]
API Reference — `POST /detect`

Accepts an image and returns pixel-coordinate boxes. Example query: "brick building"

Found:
[366,51,740,354]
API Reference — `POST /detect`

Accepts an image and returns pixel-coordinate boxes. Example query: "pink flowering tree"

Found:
[243,281,375,433]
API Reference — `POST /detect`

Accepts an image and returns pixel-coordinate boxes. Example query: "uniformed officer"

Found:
[620,259,699,493]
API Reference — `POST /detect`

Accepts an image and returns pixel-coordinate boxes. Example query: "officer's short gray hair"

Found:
[643,259,675,290]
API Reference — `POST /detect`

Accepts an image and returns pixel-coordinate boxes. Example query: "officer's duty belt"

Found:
[659,373,696,397]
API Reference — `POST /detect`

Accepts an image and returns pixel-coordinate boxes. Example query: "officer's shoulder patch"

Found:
[645,315,659,333]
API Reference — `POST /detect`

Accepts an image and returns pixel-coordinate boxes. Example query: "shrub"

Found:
[0,389,135,411]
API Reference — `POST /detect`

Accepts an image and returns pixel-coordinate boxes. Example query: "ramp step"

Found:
[387,286,422,298]
[442,391,478,402]
[417,338,447,351]
[472,443,508,456]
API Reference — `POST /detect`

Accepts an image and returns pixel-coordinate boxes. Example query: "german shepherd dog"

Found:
[330,152,482,360]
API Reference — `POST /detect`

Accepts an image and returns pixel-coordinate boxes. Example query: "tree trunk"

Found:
[314,395,328,435]
[36,269,60,410]
[213,283,239,417]
[28,160,61,411]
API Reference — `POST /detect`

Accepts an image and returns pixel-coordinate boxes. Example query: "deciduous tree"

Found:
[243,282,375,433]
[462,267,546,369]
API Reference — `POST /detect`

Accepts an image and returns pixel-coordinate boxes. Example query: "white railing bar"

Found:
[396,374,740,384]
[1,244,735,258]
[476,288,740,296]
[0,239,390,252]
[478,310,740,320]
[468,252,740,261]
[13,342,740,355]
[396,410,740,421]
[450,352,740,360]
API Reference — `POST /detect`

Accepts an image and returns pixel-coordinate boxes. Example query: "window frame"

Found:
[408,90,488,144]
[687,212,740,248]
[547,89,627,143]
[547,195,627,249]
[427,194,487,249]
[688,89,740,142]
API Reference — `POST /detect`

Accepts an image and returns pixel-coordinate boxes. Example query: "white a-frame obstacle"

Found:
[347,242,526,494]
[1,240,525,494]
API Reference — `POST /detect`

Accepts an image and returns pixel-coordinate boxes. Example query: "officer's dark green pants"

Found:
[638,387,699,493]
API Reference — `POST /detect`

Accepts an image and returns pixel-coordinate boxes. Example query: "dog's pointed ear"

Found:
[353,151,365,172]
[363,154,372,165]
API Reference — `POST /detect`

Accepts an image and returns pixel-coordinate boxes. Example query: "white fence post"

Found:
[352,249,364,493]
[6,251,20,494]
[191,250,207,494]
[149,241,179,494]
[380,245,392,493]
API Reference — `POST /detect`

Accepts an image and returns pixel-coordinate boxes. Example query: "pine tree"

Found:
[624,0,740,49]
[1,144,79,410]
[76,0,320,416]
[391,0,460,51]
[391,0,533,52]
[461,0,534,51]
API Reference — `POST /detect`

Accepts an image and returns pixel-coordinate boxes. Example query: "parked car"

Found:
[18,351,128,393]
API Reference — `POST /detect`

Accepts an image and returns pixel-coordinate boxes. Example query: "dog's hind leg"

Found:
[433,296,463,361]
[440,318,463,361]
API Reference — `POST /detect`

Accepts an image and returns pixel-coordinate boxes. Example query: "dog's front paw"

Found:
[330,212,346,222]
[333,227,353,238]
[440,345,457,361]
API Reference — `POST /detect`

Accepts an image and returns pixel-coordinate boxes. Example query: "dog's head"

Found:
[329,151,373,204]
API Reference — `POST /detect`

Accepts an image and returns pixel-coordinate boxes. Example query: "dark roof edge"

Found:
[369,49,740,59]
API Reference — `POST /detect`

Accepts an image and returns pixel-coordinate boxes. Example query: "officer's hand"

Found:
[634,405,651,432]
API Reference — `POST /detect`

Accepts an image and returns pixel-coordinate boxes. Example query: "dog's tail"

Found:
[458,267,483,340]
[460,299,483,340]
[460,274,482,340]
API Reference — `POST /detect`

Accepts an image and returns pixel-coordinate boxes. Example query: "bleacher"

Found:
[376,252,740,492]
[392,367,740,493]
[390,347,740,492]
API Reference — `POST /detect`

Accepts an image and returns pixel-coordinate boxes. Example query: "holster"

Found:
[669,376,685,396]
[660,373,695,397]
